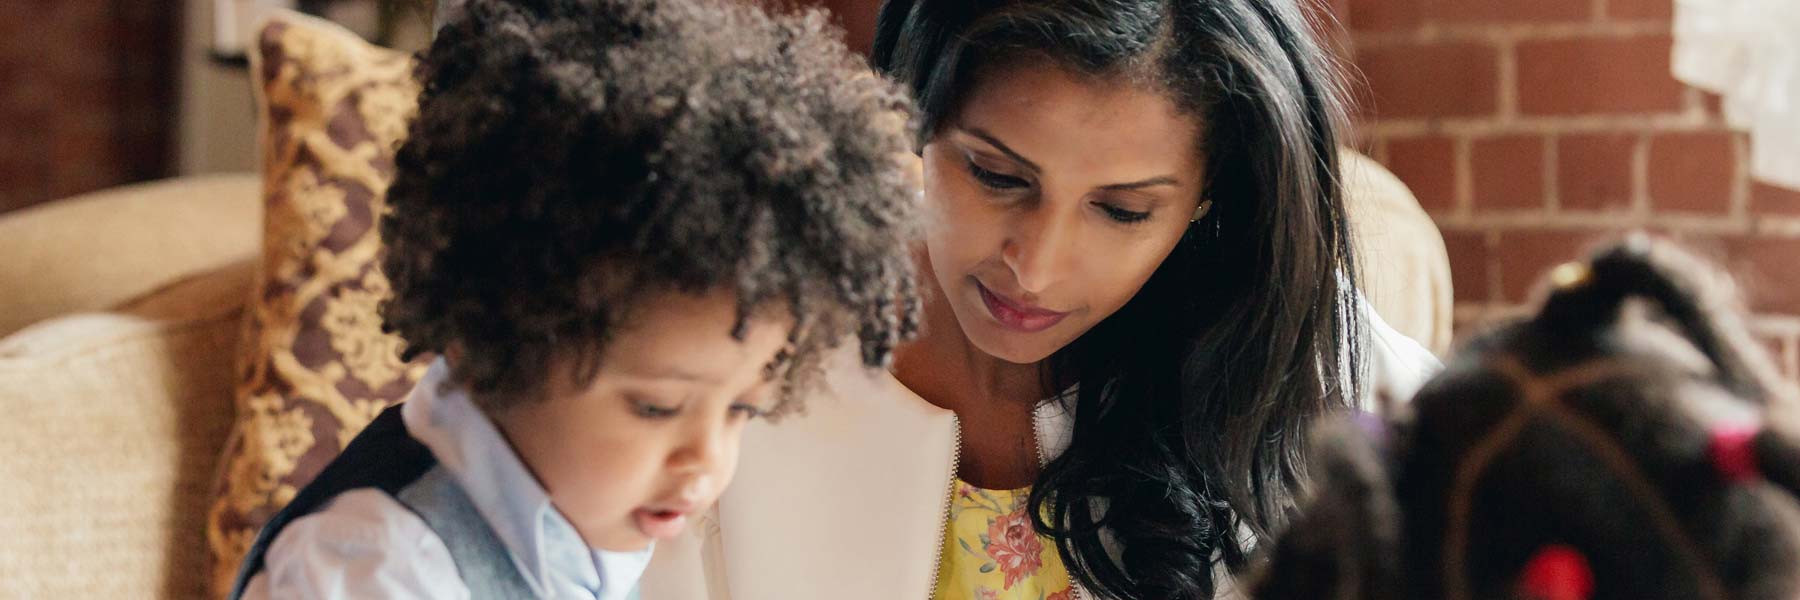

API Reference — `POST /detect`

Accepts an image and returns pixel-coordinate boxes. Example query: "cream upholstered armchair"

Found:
[0,123,1448,600]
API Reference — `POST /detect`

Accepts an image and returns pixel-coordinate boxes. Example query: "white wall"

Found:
[172,0,431,176]
[175,0,259,175]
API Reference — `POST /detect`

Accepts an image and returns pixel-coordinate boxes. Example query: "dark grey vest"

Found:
[229,405,543,599]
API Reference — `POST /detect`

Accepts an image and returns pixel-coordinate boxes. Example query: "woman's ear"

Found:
[1251,416,1404,600]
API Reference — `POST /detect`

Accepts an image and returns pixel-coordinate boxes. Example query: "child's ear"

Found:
[1250,415,1404,600]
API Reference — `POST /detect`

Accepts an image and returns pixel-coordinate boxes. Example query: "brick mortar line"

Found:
[1428,213,1800,233]
[1453,303,1527,323]
[1750,317,1800,339]
[1454,303,1800,335]
[1351,21,1670,47]
[1750,219,1800,237]
[1367,114,1716,137]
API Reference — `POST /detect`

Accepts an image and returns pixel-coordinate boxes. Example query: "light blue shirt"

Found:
[245,359,653,599]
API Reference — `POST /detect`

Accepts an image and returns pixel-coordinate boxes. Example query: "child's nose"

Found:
[668,419,729,475]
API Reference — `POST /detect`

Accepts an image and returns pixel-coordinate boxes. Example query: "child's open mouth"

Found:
[632,507,690,539]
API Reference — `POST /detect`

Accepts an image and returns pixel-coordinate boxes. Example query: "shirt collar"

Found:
[402,358,653,598]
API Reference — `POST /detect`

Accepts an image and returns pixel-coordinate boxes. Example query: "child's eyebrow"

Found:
[620,364,723,385]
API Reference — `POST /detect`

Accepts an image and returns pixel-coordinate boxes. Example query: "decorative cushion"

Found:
[0,260,251,598]
[203,12,428,597]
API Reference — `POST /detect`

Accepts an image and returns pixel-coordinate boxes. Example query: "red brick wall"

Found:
[0,1,178,215]
[1338,0,1800,382]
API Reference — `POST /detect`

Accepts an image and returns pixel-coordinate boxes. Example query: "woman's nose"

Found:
[1002,204,1077,294]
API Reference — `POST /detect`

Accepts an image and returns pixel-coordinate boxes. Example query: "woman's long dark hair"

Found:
[873,1,1362,597]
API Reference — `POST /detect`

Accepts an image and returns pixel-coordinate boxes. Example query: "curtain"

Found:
[1673,0,1800,190]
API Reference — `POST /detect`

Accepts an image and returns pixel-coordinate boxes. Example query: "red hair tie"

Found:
[1710,426,1762,483]
[1520,544,1593,600]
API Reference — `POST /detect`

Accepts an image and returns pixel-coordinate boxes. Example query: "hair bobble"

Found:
[1520,544,1594,600]
[1710,426,1763,483]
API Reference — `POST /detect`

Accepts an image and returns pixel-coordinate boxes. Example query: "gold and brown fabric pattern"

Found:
[204,12,428,598]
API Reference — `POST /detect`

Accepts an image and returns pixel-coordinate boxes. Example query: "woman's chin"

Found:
[962,318,1064,365]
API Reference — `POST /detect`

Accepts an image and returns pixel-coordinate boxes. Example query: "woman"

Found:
[640,1,1439,598]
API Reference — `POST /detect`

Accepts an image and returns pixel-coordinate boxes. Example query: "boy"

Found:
[231,0,922,597]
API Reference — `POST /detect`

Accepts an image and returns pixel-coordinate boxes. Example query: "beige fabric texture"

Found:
[1342,150,1454,356]
[0,174,261,338]
[0,260,253,599]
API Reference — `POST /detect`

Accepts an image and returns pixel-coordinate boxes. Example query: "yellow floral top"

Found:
[932,480,1074,600]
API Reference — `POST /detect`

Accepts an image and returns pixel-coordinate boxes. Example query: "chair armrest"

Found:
[0,173,262,337]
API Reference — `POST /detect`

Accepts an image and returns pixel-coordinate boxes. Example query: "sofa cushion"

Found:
[204,12,430,597]
[0,259,253,598]
[0,173,261,338]
[1342,150,1454,355]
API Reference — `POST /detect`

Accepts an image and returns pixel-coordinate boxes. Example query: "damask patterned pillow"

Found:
[203,12,428,598]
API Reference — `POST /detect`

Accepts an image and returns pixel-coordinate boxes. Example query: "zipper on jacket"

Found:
[925,414,962,598]
[926,409,1087,599]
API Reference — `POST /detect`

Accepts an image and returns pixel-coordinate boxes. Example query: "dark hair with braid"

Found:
[381,0,923,413]
[874,1,1360,597]
[1255,235,1800,600]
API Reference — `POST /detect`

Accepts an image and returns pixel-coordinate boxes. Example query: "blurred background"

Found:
[0,0,1795,379]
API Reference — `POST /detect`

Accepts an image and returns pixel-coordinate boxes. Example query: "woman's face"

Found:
[920,57,1207,364]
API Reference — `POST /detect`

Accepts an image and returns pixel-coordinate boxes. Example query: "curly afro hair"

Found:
[380,0,923,413]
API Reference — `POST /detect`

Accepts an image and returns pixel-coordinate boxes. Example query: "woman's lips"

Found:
[976,281,1069,333]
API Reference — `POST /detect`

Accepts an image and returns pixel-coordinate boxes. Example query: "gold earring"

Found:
[1191,199,1214,222]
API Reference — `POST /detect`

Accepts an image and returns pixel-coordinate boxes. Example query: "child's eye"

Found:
[729,403,768,420]
[629,396,681,419]
[966,159,1029,191]
[1096,202,1151,224]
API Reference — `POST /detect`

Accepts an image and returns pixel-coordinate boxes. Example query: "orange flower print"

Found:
[1047,589,1073,600]
[974,587,999,600]
[985,507,1044,589]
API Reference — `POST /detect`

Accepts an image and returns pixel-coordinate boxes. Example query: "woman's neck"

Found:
[891,265,1056,488]
[892,273,1045,414]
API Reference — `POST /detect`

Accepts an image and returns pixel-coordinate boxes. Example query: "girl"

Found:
[1254,237,1800,600]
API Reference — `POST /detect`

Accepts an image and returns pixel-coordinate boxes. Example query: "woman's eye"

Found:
[629,397,681,419]
[1097,202,1151,224]
[967,160,1029,191]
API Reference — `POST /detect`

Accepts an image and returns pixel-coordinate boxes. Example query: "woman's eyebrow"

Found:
[960,126,1041,174]
[1098,176,1180,191]
[960,126,1182,191]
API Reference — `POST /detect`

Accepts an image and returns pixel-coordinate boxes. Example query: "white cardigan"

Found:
[637,305,1441,600]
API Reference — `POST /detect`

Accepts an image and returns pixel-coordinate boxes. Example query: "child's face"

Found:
[492,289,790,552]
